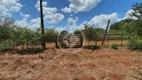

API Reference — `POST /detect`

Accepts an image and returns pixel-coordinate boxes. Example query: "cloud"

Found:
[57,13,121,32]
[61,7,72,13]
[53,26,77,33]
[15,17,41,30]
[62,0,101,13]
[67,17,78,26]
[44,13,64,24]
[20,12,31,20]
[15,20,30,28]
[35,0,48,9]
[0,0,36,29]
[85,13,120,29]
[123,10,138,20]
[0,0,23,17]
[35,0,64,24]
[35,1,57,15]
[14,0,64,29]
[15,12,40,30]
[30,18,41,29]
[55,27,65,32]
[70,13,121,32]
[76,10,138,30]
[10,3,23,12]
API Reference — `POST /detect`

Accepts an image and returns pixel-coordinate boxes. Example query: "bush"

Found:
[45,29,58,42]
[111,44,118,49]
[128,39,142,51]
[0,39,13,51]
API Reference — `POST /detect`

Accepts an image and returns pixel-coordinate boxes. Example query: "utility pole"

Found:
[102,20,110,46]
[40,0,46,49]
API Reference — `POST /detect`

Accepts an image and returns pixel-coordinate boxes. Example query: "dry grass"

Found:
[0,47,142,80]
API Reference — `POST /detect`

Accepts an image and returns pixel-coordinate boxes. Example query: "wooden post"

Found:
[0,38,1,51]
[107,34,110,47]
[40,0,46,49]
[102,20,110,46]
[55,35,59,48]
[121,34,123,46]
[55,35,57,48]
[95,36,97,45]
[9,38,10,49]
[80,34,84,47]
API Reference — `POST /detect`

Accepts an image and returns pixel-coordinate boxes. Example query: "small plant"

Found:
[88,44,101,50]
[133,58,139,63]
[110,44,118,49]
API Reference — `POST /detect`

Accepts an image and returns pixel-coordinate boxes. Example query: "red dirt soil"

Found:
[46,40,128,48]
[0,47,142,80]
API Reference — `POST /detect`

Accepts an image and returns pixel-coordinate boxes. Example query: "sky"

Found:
[0,0,142,32]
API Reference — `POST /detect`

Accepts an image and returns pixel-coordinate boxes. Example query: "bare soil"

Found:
[0,47,142,80]
[46,40,128,48]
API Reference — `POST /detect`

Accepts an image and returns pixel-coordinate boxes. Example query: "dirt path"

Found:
[0,48,142,80]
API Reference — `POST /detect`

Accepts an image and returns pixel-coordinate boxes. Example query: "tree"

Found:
[74,30,82,35]
[84,24,97,46]
[130,2,142,36]
[93,28,105,34]
[9,26,41,49]
[45,28,58,42]
[110,19,135,31]
[60,30,68,35]
[134,20,142,36]
[0,17,14,39]
[131,2,142,20]
[84,24,94,40]
[110,2,142,36]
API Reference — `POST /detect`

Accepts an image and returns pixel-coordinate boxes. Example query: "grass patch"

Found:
[110,44,119,49]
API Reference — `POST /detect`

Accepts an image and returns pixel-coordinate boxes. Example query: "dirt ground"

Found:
[0,47,142,80]
[46,40,128,48]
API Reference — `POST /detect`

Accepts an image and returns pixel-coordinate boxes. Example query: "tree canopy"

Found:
[110,2,142,36]
[131,2,142,20]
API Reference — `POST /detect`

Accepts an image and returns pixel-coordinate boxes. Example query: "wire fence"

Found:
[0,33,133,51]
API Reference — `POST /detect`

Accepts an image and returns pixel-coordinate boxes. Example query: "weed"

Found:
[110,44,118,49]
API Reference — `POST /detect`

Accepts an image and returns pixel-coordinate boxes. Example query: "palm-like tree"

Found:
[40,0,46,49]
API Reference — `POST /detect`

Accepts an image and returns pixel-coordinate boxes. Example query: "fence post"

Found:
[80,34,83,47]
[102,20,110,46]
[0,39,1,51]
[55,36,58,48]
[121,34,123,46]
[95,36,97,45]
[107,34,110,47]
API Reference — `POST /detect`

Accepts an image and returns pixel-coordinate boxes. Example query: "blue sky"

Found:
[0,0,142,31]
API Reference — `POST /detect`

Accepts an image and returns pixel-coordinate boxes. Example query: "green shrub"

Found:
[0,40,13,51]
[128,39,142,51]
[110,44,118,49]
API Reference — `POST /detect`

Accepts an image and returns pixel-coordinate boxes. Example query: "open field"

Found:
[0,47,142,80]
[1,0,142,80]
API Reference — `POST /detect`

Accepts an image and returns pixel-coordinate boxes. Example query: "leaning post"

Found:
[102,20,110,46]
